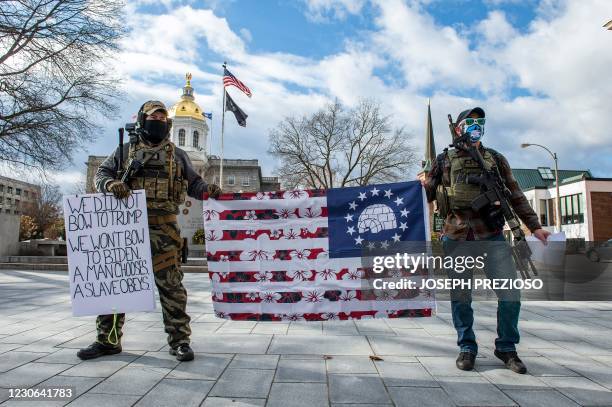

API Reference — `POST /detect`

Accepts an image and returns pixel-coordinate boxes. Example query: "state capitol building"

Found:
[86,74,279,251]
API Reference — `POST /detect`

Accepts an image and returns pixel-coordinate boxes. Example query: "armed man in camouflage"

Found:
[77,101,221,362]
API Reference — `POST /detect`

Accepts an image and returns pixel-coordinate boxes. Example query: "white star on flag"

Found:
[394,197,404,206]
[355,236,364,245]
[392,233,401,242]
[384,189,393,198]
[380,240,389,249]
[344,213,353,222]
[349,201,358,210]
[399,222,408,231]
[371,187,379,196]
[347,226,355,235]
[358,192,367,201]
[367,242,376,250]
[400,208,410,217]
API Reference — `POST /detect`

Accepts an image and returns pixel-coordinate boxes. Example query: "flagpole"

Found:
[220,62,227,190]
[208,113,213,156]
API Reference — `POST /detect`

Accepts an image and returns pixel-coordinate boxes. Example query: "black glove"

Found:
[107,180,131,199]
[207,184,221,199]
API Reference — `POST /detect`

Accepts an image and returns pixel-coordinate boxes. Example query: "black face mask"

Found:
[142,120,168,144]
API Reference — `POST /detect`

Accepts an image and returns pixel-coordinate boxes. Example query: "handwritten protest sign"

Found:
[63,190,156,316]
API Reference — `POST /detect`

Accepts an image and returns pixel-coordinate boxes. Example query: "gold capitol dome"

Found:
[168,73,205,120]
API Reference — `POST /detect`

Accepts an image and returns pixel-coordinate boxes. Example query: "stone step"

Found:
[2,255,68,264]
[0,263,68,271]
[182,265,208,273]
[185,257,207,266]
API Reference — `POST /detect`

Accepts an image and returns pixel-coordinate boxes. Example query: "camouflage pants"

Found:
[96,221,192,348]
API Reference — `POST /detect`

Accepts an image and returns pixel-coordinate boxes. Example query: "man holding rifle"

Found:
[419,107,550,373]
[77,100,221,362]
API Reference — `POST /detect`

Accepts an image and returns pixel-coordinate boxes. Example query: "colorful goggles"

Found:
[462,118,486,126]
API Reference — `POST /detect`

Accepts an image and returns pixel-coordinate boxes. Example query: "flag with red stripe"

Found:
[203,181,434,321]
[223,67,252,97]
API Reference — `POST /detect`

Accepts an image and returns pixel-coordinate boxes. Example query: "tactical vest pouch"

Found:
[435,184,450,218]
[447,149,496,211]
[449,182,482,210]
[173,179,188,203]
[126,141,183,214]
[142,178,169,201]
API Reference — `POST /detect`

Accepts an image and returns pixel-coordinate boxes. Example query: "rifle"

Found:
[118,122,145,183]
[447,114,537,279]
[182,237,188,264]
[120,158,143,183]
[118,128,124,175]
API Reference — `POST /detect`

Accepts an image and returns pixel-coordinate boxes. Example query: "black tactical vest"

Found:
[125,140,188,214]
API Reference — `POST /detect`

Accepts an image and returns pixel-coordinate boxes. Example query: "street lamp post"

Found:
[521,143,561,232]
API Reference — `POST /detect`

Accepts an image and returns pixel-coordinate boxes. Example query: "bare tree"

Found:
[0,0,124,171]
[269,99,418,189]
[22,183,62,238]
[67,174,87,195]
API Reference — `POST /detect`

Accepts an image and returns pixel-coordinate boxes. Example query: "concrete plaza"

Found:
[1,269,612,406]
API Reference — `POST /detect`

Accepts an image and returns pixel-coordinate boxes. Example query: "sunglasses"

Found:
[462,118,486,126]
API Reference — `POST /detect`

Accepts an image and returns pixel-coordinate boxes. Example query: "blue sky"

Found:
[32,0,612,188]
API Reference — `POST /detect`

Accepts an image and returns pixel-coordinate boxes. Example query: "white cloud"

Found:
[476,11,518,45]
[239,28,253,43]
[56,0,612,187]
[303,0,367,22]
[371,0,506,94]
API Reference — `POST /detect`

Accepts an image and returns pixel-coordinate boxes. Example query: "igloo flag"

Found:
[203,181,434,321]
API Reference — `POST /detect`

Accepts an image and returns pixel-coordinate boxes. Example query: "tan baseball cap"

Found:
[142,100,168,116]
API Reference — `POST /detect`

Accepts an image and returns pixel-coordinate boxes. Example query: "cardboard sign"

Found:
[63,190,155,316]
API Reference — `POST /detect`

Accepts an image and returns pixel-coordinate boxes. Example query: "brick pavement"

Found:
[1,270,612,406]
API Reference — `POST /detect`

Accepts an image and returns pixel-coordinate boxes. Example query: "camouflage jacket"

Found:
[423,145,541,240]
[95,142,209,204]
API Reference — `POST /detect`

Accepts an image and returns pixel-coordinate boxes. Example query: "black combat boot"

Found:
[170,343,194,361]
[456,351,476,371]
[77,342,122,360]
[494,350,527,374]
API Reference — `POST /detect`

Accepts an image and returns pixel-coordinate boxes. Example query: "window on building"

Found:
[15,188,21,195]
[193,131,199,147]
[6,197,11,204]
[4,209,9,214]
[178,129,185,146]
[31,192,37,199]
[15,199,20,207]
[561,193,584,224]
[548,199,556,226]
[539,199,548,226]
[538,167,554,180]
[0,197,3,203]
[23,190,29,198]
[228,175,235,186]
[7,186,12,194]
[14,210,19,215]
[0,184,3,192]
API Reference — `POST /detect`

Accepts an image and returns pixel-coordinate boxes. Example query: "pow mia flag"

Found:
[225,90,248,127]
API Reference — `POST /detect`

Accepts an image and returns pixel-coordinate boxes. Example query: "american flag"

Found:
[223,67,252,98]
[203,181,435,321]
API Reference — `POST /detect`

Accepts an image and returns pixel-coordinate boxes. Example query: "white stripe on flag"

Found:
[211,299,435,314]
[205,218,328,230]
[205,197,327,211]
[211,276,429,292]
[207,257,361,272]
[206,238,329,252]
